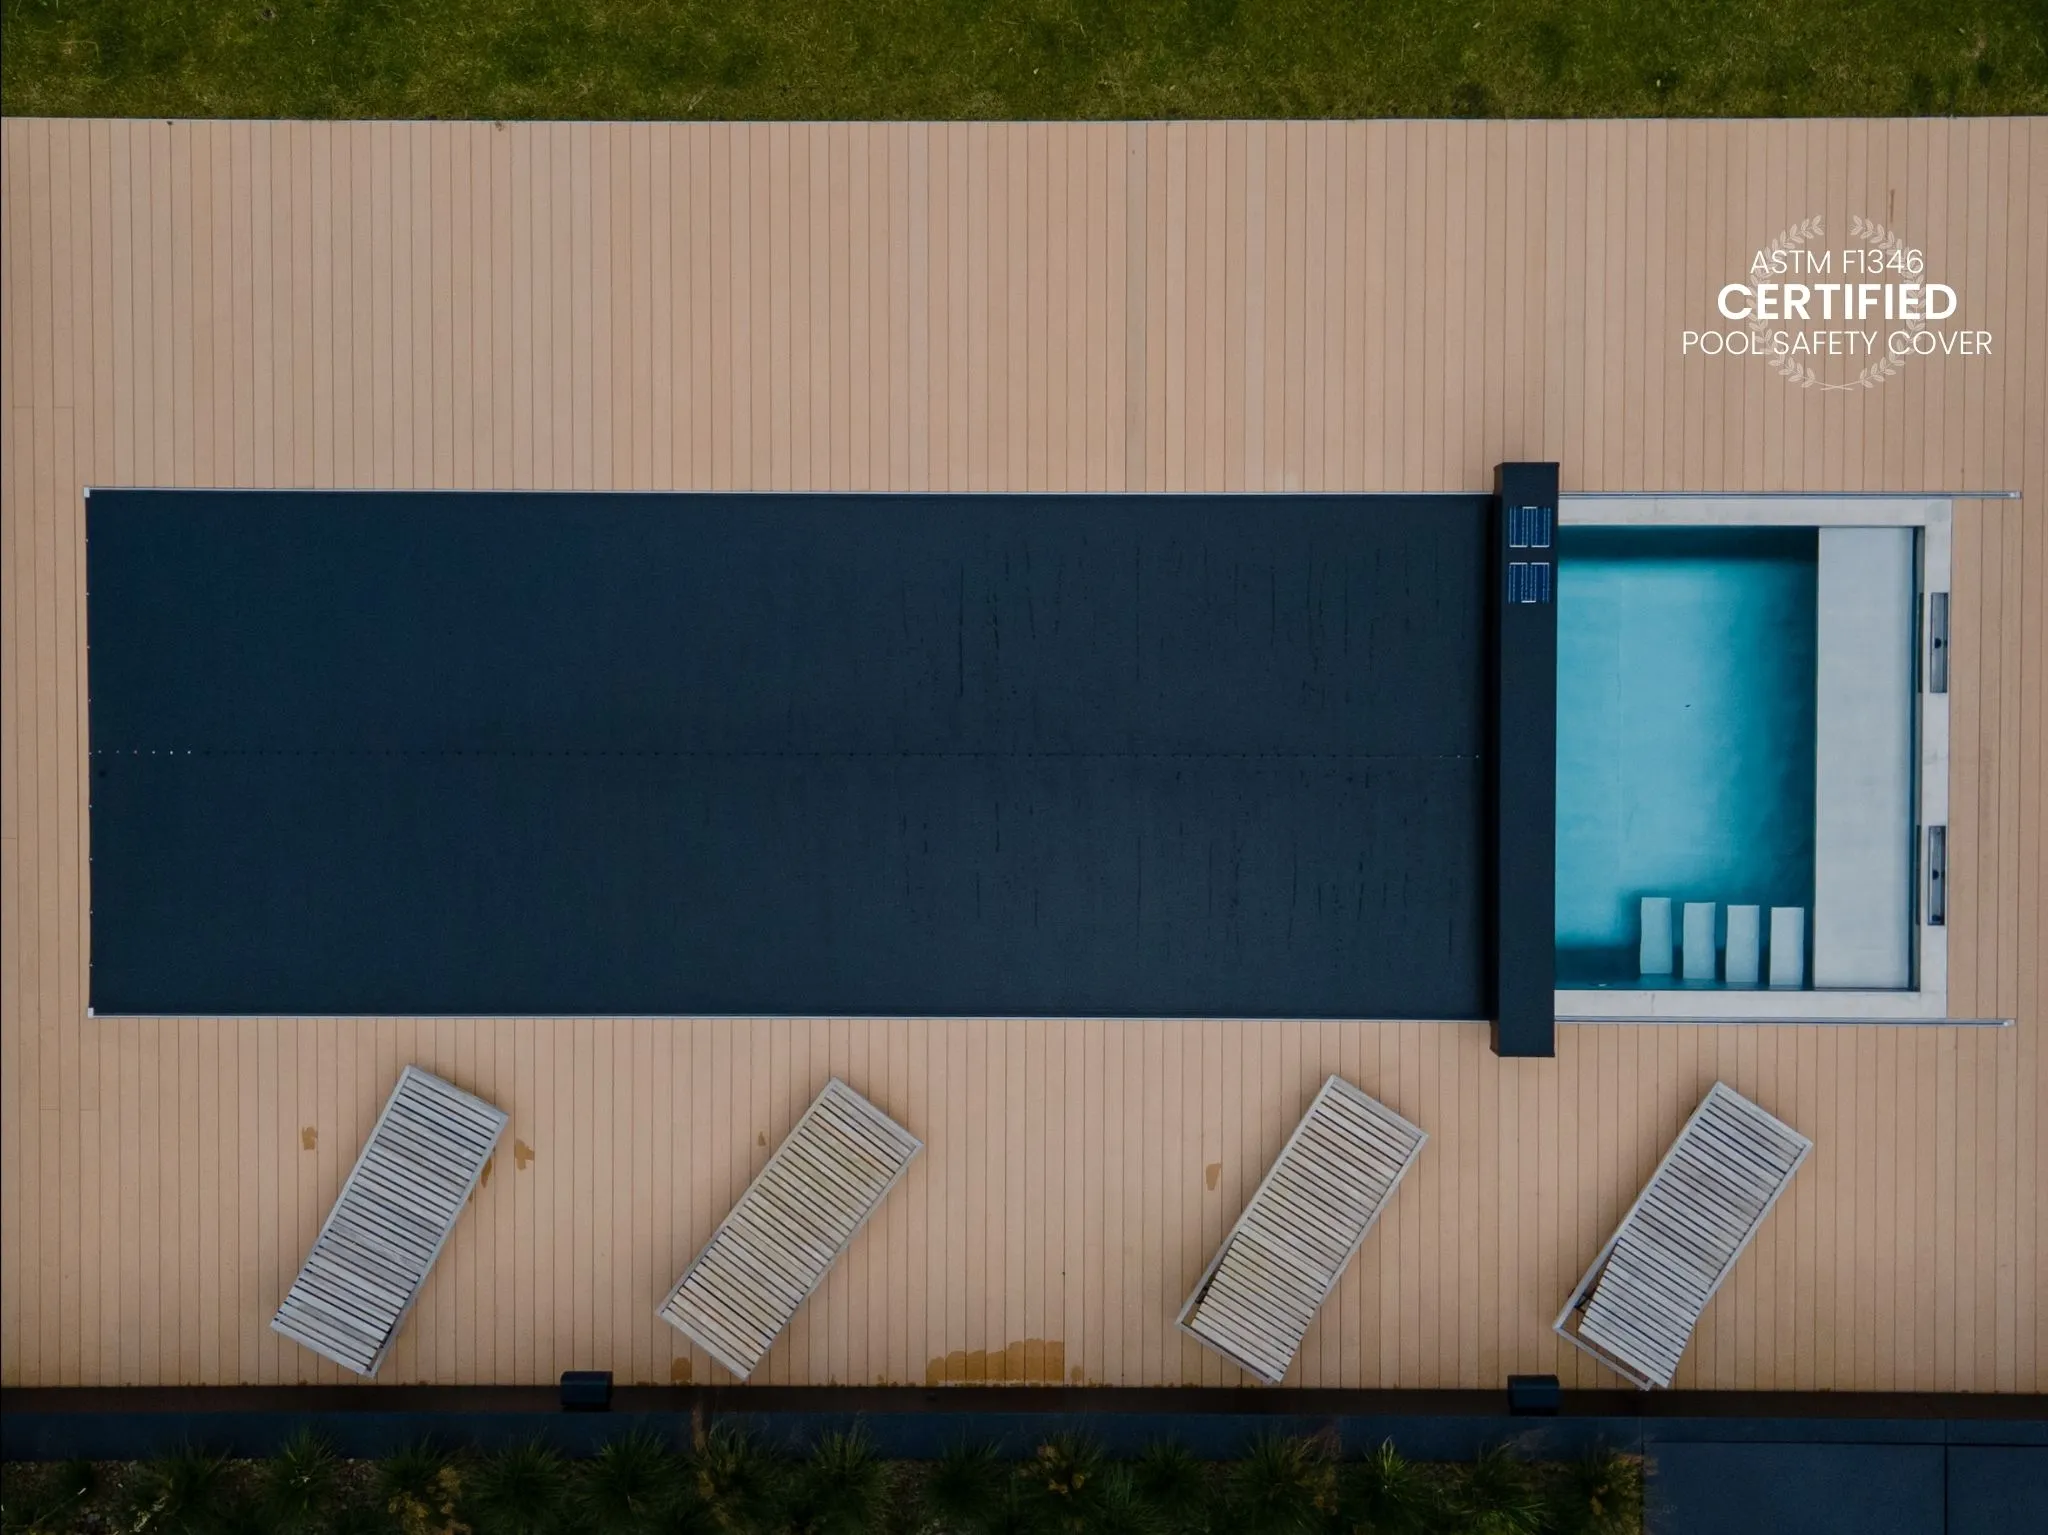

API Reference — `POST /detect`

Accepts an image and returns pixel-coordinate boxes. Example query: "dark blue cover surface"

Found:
[1649,1443,1946,1535]
[87,491,1488,1017]
[1948,1446,2048,1534]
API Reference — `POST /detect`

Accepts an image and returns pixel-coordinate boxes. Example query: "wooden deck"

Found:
[1,118,2041,1392]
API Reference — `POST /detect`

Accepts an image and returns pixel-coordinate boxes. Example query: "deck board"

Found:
[0,117,2041,1391]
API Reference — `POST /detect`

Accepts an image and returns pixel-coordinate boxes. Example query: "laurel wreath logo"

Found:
[1846,214,1925,389]
[1748,215,1827,389]
[1747,213,1926,392]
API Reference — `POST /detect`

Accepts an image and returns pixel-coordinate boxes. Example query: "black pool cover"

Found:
[87,491,1490,1018]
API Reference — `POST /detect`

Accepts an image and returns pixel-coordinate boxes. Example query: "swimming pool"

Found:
[1554,526,1820,988]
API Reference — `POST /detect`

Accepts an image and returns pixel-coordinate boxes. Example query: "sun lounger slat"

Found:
[659,1078,921,1380]
[1556,1082,1810,1389]
[271,1066,507,1377]
[1178,1076,1426,1385]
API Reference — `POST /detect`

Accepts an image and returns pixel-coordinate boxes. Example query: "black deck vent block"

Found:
[560,1370,614,1412]
[1506,1373,1562,1415]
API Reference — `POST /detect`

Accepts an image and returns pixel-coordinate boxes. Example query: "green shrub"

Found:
[378,1442,469,1535]
[129,1447,234,1534]
[1129,1442,1209,1535]
[1544,1449,1643,1535]
[465,1442,572,1535]
[1,1459,99,1535]
[1340,1440,1434,1535]
[0,1433,1645,1535]
[578,1431,685,1535]
[1227,1435,1337,1535]
[688,1426,781,1534]
[918,1441,1021,1535]
[259,1431,343,1534]
[1080,1465,1162,1535]
[1021,1434,1111,1533]
[1453,1446,1543,1535]
[780,1428,890,1535]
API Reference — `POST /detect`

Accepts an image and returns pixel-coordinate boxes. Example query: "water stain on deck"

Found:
[1205,1161,1222,1190]
[514,1139,535,1170]
[925,1338,1065,1384]
[299,1126,317,1151]
[670,1356,694,1384]
[479,1155,495,1189]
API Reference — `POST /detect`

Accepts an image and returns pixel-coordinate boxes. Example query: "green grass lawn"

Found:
[3,0,2045,119]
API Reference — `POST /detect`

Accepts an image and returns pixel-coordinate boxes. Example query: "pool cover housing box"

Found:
[86,481,1556,1053]
[1491,463,1561,1057]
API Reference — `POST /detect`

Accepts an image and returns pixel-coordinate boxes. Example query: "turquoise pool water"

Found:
[1555,527,1818,987]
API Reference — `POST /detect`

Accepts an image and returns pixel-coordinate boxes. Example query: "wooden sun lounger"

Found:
[1177,1075,1428,1385]
[271,1066,507,1377]
[1556,1081,1812,1389]
[659,1077,922,1380]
